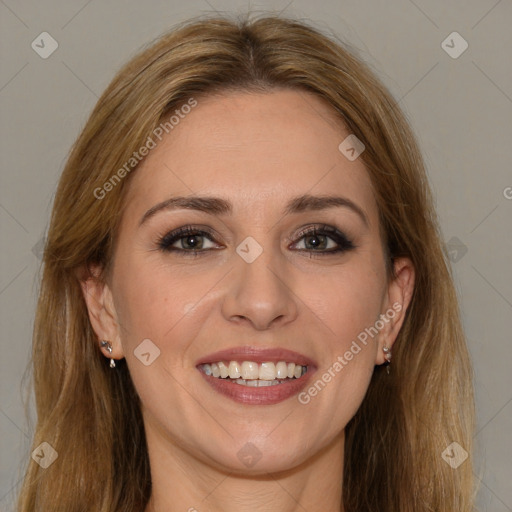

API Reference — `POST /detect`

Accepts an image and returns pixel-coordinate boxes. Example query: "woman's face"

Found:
[85,89,413,474]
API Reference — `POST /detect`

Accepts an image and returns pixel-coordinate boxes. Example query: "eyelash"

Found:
[156,224,356,258]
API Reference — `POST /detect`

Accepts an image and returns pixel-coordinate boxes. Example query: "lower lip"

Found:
[198,370,314,405]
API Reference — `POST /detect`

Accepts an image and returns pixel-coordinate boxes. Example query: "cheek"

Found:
[112,254,203,349]
[297,252,385,404]
[111,258,207,409]
[296,266,383,432]
[308,262,385,344]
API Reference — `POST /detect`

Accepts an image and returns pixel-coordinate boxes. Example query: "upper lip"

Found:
[196,346,316,367]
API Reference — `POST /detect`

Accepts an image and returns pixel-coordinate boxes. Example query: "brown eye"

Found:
[158,226,218,255]
[292,225,355,254]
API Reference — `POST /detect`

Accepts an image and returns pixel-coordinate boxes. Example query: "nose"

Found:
[221,245,299,331]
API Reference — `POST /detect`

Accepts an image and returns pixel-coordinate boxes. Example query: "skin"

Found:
[82,89,415,512]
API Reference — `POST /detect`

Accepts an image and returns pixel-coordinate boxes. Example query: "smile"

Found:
[196,347,316,405]
[199,361,308,386]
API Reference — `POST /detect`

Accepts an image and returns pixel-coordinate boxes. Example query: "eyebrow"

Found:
[139,194,369,228]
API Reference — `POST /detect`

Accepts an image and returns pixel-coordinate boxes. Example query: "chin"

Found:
[194,434,316,475]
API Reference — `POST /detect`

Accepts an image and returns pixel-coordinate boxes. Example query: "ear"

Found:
[79,264,125,361]
[375,257,415,365]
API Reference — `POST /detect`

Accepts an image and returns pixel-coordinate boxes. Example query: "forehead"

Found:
[123,89,378,227]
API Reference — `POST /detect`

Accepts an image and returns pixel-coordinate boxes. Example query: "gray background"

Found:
[1,1,511,510]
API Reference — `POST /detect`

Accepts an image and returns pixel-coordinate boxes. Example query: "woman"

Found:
[17,13,476,512]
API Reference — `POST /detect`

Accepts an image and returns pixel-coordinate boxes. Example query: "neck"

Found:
[143,428,345,512]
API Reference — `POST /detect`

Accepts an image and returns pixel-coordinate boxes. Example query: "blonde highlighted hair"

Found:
[18,13,475,511]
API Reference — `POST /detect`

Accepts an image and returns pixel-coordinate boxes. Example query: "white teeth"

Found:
[211,363,220,378]
[217,361,229,378]
[259,362,276,381]
[228,361,241,379]
[241,361,259,380]
[276,361,288,379]
[235,378,283,387]
[201,360,308,382]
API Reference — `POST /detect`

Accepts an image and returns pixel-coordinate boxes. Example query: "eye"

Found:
[157,224,356,257]
[291,225,356,255]
[157,225,219,255]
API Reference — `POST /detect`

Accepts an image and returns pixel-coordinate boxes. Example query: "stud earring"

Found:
[383,345,392,375]
[100,340,116,368]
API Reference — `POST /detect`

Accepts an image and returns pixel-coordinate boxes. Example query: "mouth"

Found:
[198,360,308,386]
[196,347,316,405]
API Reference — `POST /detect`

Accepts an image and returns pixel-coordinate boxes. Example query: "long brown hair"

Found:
[17,13,476,511]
